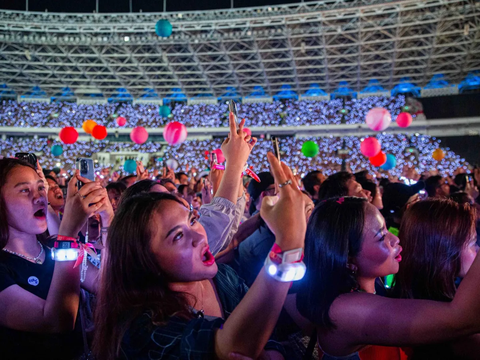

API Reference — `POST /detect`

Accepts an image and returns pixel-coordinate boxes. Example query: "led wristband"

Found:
[264,246,306,282]
[51,236,80,261]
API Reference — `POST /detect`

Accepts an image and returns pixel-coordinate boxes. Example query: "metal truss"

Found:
[0,0,478,98]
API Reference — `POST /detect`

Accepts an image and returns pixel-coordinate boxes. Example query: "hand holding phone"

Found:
[76,158,95,190]
[271,137,281,162]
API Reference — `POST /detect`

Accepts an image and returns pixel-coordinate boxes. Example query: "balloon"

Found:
[92,125,108,140]
[381,154,397,170]
[360,137,381,157]
[301,141,319,158]
[116,116,127,126]
[59,127,78,144]
[123,159,137,174]
[130,126,149,144]
[396,112,412,128]
[163,121,187,145]
[365,107,392,131]
[432,148,445,161]
[159,105,171,118]
[369,152,387,167]
[166,158,179,171]
[51,144,63,157]
[155,19,173,37]
[82,120,97,134]
[213,149,225,163]
[243,127,252,137]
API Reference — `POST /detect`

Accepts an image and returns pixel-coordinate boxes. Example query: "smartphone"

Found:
[210,152,218,165]
[16,152,37,167]
[271,137,281,161]
[228,99,239,125]
[75,158,95,190]
[467,175,473,183]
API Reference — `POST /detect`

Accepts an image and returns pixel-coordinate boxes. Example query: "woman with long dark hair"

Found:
[0,158,111,358]
[297,197,480,359]
[94,114,307,359]
[394,199,479,358]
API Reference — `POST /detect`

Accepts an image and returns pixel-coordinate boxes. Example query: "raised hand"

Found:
[58,171,109,238]
[136,161,149,182]
[221,112,257,169]
[260,152,306,251]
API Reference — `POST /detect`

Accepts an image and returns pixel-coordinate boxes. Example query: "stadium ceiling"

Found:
[0,0,478,98]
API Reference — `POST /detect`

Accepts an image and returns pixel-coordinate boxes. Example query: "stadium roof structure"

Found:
[0,0,479,98]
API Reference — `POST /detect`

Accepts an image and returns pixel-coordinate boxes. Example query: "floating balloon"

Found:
[116,116,127,127]
[369,151,387,167]
[92,125,108,140]
[130,126,149,144]
[51,144,63,157]
[396,112,412,128]
[59,127,78,144]
[123,159,137,174]
[155,19,173,37]
[365,107,392,131]
[166,158,179,171]
[82,120,97,134]
[360,137,381,157]
[159,105,171,118]
[432,148,445,161]
[381,154,397,170]
[163,122,187,145]
[301,141,319,158]
[212,149,225,163]
[243,127,252,137]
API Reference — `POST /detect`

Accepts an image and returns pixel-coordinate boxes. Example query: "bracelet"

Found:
[101,227,109,233]
[264,245,306,282]
[264,256,306,282]
[51,238,80,262]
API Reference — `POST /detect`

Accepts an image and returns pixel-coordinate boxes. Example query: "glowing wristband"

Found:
[264,256,306,282]
[51,238,80,262]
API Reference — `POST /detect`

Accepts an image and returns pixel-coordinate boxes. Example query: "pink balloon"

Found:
[163,121,187,145]
[130,126,149,144]
[243,127,252,137]
[396,112,412,128]
[213,149,225,163]
[360,137,381,157]
[116,116,127,127]
[366,107,392,131]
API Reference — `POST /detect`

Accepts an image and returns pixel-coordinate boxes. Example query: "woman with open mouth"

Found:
[93,114,308,360]
[0,158,112,359]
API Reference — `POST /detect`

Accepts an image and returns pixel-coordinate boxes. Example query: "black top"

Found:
[121,264,284,359]
[0,244,83,360]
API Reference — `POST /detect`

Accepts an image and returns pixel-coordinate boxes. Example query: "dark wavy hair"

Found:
[317,171,354,200]
[93,192,193,360]
[0,158,37,249]
[296,197,368,329]
[394,199,476,302]
[118,179,159,206]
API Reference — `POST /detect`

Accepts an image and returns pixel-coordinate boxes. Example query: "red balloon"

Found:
[163,121,187,145]
[116,116,127,127]
[396,112,412,128]
[92,125,107,140]
[369,151,387,167]
[213,149,225,163]
[130,126,149,144]
[59,127,78,144]
[243,127,252,137]
[360,137,381,157]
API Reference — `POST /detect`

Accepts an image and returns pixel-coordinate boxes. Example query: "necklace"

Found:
[192,281,205,318]
[2,241,44,264]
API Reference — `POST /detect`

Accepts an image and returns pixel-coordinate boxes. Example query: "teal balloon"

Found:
[124,159,137,174]
[51,144,63,157]
[381,154,397,170]
[155,20,172,37]
[159,105,171,118]
[301,141,319,158]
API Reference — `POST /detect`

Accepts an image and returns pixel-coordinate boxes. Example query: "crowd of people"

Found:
[0,96,406,128]
[0,133,468,180]
[0,110,479,360]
